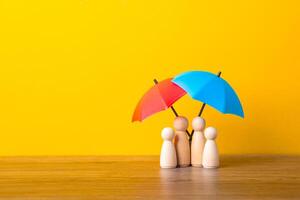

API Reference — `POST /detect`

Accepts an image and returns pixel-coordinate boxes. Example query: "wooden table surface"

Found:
[0,155,299,199]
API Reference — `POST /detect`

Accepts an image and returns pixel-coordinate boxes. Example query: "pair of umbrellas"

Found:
[132,71,244,138]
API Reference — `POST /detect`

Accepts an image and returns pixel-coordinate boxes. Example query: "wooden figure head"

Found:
[192,117,206,131]
[173,116,188,131]
[204,127,217,140]
[161,127,175,141]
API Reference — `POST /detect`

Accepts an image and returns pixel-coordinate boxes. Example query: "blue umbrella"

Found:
[172,71,244,118]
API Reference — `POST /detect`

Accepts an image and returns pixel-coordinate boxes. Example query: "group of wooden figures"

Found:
[160,116,219,169]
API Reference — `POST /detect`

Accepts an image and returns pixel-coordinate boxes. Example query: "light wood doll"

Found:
[202,127,219,168]
[191,117,206,167]
[160,127,177,168]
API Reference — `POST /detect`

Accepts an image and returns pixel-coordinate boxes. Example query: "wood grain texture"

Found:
[0,155,299,199]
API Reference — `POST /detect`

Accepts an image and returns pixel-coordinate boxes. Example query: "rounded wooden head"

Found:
[173,116,188,131]
[204,127,217,140]
[161,127,175,140]
[192,117,206,131]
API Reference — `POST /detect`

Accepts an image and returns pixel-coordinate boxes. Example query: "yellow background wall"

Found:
[0,0,299,155]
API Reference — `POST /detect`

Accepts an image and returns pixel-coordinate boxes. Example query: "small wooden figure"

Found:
[202,127,219,168]
[191,117,206,167]
[160,127,177,169]
[174,116,190,167]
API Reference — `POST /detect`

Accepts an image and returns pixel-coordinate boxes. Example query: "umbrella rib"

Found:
[153,79,170,109]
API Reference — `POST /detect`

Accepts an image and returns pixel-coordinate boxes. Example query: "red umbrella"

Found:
[132,78,186,122]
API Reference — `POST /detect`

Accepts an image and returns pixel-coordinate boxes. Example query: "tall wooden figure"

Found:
[174,116,190,167]
[191,117,206,167]
[202,127,219,168]
[160,127,177,169]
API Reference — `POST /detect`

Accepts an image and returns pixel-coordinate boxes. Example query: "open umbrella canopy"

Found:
[132,78,186,122]
[172,71,244,118]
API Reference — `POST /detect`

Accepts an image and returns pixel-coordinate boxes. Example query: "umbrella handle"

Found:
[189,71,222,141]
[153,78,191,138]
[170,106,179,117]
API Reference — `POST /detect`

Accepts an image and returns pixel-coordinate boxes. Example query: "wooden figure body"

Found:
[160,127,177,168]
[191,117,206,167]
[202,127,219,168]
[174,116,190,167]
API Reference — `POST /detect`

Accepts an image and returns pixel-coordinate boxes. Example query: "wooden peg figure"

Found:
[202,127,219,168]
[160,127,177,168]
[191,117,206,167]
[174,116,190,167]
